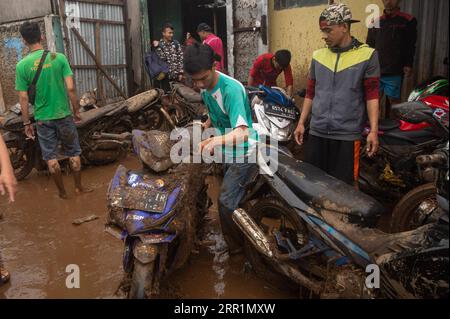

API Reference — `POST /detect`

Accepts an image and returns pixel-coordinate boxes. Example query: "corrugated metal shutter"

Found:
[65,0,128,102]
[401,0,449,83]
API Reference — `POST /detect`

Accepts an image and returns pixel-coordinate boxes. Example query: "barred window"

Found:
[274,0,328,10]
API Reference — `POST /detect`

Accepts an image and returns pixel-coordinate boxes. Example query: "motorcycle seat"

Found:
[378,119,400,131]
[76,101,126,128]
[174,84,203,103]
[381,126,439,145]
[276,153,384,227]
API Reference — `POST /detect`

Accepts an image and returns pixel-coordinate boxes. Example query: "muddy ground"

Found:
[0,154,295,299]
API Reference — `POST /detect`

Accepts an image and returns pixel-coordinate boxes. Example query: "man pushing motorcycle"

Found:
[16,22,92,199]
[183,43,257,255]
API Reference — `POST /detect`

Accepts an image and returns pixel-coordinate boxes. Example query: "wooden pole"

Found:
[94,22,106,102]
[70,27,127,99]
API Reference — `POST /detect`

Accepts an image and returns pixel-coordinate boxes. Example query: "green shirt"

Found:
[201,72,257,160]
[15,50,73,121]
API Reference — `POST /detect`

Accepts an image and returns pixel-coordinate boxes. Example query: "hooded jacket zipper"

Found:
[329,52,341,135]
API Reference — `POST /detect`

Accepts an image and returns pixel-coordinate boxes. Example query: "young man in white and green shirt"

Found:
[184,43,257,254]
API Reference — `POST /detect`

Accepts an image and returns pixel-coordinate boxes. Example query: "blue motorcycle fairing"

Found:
[308,215,371,264]
[266,172,375,268]
[108,164,128,196]
[137,231,177,244]
[259,85,296,109]
[125,186,182,235]
[131,129,148,156]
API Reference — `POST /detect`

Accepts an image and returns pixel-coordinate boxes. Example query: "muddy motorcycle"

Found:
[359,95,448,232]
[150,82,207,130]
[105,128,210,299]
[389,101,449,232]
[247,85,299,145]
[1,102,131,180]
[359,78,449,203]
[234,102,448,299]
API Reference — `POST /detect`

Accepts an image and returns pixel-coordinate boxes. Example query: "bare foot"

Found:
[75,187,94,195]
[0,268,11,287]
[59,192,69,200]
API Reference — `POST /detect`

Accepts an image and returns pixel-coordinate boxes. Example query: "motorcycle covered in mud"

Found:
[389,103,449,231]
[234,104,448,298]
[106,129,210,299]
[1,102,132,180]
[148,82,208,131]
[359,80,449,205]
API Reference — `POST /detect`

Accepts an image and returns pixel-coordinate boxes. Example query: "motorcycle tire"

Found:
[6,141,34,181]
[129,260,156,299]
[390,183,437,233]
[244,197,305,292]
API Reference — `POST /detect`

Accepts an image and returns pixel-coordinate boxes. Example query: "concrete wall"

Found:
[268,0,383,93]
[0,0,52,24]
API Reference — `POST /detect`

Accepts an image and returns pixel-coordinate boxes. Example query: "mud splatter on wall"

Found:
[0,20,46,111]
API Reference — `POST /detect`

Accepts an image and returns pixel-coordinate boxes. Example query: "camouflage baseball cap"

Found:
[319,3,360,27]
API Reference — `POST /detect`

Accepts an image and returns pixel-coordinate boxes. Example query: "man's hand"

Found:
[0,169,18,203]
[294,123,306,145]
[199,136,221,156]
[286,86,294,98]
[366,131,379,157]
[24,124,35,140]
[202,117,212,130]
[178,74,184,82]
[73,110,82,124]
[404,66,413,78]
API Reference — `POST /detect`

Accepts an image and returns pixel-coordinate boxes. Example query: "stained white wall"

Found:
[0,0,52,24]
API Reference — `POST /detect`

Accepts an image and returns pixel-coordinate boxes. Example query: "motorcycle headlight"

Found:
[274,124,292,142]
[133,241,159,264]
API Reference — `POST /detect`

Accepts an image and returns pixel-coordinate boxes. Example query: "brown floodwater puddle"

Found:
[0,154,295,299]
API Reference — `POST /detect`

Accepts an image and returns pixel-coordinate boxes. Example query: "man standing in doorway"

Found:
[16,22,92,199]
[197,23,225,72]
[294,4,380,187]
[153,23,184,91]
[367,0,417,118]
[248,50,294,97]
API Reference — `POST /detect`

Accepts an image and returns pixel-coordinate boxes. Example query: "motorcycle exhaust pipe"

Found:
[232,208,274,259]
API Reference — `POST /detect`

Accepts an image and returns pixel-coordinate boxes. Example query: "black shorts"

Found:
[305,135,361,187]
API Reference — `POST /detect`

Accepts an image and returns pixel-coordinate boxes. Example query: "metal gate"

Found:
[62,0,130,102]
[226,0,268,83]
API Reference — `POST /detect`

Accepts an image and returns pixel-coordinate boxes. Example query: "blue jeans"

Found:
[36,116,81,161]
[218,163,257,250]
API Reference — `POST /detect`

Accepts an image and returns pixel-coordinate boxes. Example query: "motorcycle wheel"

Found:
[244,197,305,292]
[129,260,156,299]
[390,183,437,233]
[6,141,34,181]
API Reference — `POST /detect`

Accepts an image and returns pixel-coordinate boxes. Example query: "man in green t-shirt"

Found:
[184,43,257,254]
[15,22,91,199]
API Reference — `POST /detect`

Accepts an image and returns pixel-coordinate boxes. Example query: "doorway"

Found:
[148,0,228,70]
